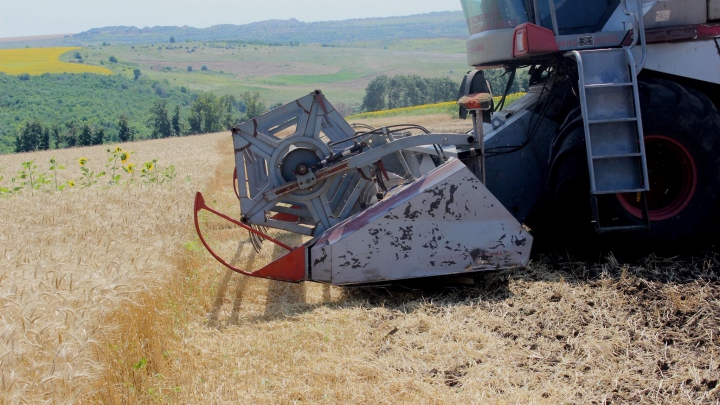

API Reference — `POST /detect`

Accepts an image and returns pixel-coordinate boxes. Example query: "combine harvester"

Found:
[195,0,720,284]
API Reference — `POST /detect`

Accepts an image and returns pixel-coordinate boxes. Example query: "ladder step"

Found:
[593,188,647,195]
[592,153,642,160]
[588,117,637,124]
[585,82,634,88]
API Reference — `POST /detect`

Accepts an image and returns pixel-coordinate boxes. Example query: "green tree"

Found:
[188,93,220,134]
[109,55,118,63]
[93,127,105,145]
[52,125,60,149]
[170,36,176,43]
[483,68,529,94]
[65,121,78,148]
[427,77,457,104]
[241,91,266,120]
[361,75,389,112]
[118,114,133,142]
[133,69,141,81]
[366,74,459,110]
[15,120,46,153]
[220,95,237,130]
[39,127,50,150]
[172,105,182,136]
[16,123,33,153]
[188,110,202,134]
[149,100,172,139]
[78,124,93,147]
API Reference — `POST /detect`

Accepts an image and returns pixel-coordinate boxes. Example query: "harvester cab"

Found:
[195,0,720,284]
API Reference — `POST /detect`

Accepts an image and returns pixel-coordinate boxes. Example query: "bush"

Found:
[187,66,193,72]
[109,56,118,63]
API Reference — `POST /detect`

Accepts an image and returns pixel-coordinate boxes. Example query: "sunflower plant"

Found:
[77,157,105,187]
[140,160,158,184]
[106,147,133,185]
[49,157,66,191]
[16,161,50,195]
[0,176,12,195]
[122,162,136,181]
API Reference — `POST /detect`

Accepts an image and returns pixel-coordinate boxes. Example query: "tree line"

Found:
[361,75,459,112]
[360,70,531,113]
[15,118,134,153]
[14,91,268,153]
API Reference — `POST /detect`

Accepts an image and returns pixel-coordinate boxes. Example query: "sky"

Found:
[0,0,463,38]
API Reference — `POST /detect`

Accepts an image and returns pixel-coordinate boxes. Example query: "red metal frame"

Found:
[193,192,306,282]
[233,169,241,200]
[644,22,720,44]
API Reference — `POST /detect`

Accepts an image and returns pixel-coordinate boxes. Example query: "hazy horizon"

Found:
[0,0,463,38]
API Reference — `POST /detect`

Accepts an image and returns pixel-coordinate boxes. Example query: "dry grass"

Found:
[2,117,720,404]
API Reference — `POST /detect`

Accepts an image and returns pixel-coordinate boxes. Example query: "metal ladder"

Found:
[566,48,650,232]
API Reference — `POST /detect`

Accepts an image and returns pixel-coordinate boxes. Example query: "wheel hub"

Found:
[617,135,697,221]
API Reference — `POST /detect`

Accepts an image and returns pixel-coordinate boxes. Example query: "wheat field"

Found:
[1,116,719,404]
[0,133,224,403]
[0,47,113,76]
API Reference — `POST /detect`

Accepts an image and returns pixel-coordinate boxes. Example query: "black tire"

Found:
[547,78,720,249]
[546,109,595,241]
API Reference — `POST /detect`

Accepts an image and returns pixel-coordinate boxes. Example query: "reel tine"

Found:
[248,224,269,253]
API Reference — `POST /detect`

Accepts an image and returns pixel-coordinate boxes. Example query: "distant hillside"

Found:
[0,12,468,48]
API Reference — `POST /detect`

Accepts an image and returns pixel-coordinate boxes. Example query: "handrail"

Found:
[563,51,598,194]
[532,0,542,26]
[547,0,560,35]
[621,0,648,72]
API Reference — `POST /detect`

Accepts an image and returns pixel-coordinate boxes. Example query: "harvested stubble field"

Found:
[1,115,719,404]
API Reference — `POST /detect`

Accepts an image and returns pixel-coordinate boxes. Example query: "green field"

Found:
[346,93,527,120]
[62,39,471,108]
[0,39,475,153]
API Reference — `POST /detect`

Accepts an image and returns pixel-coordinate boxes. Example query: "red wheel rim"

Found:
[617,135,697,221]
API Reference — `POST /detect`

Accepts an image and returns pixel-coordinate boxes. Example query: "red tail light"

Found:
[512,23,559,58]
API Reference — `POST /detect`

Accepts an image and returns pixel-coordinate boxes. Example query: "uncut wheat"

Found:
[0,132,225,403]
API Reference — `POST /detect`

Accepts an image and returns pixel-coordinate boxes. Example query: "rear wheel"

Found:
[547,78,720,248]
